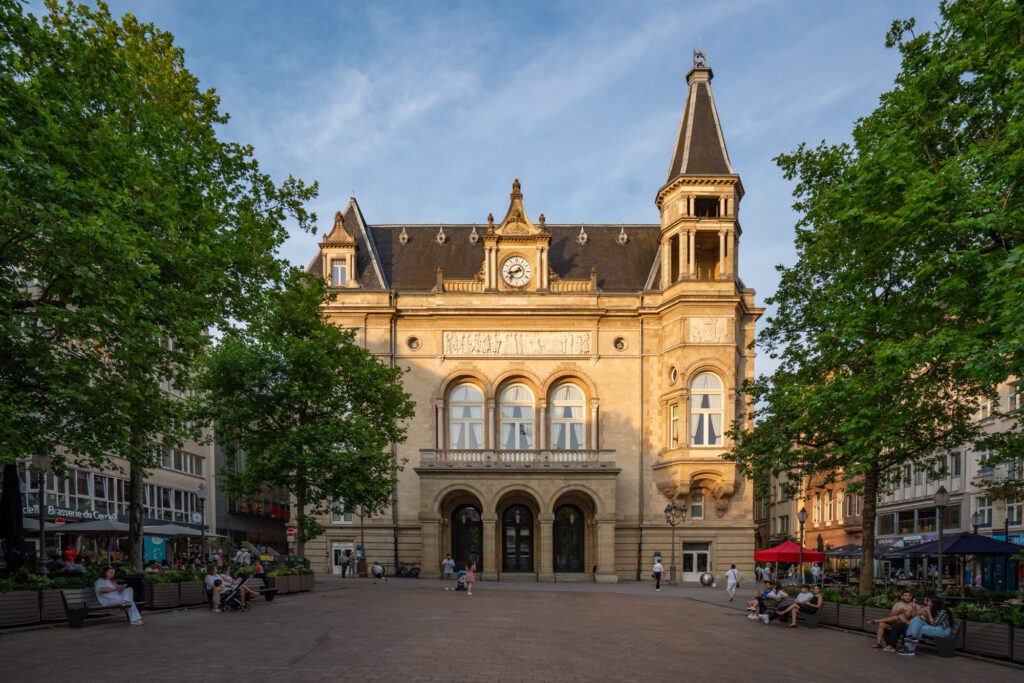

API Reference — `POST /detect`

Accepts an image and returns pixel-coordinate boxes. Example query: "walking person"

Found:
[726,564,740,601]
[441,553,456,591]
[811,563,821,585]
[652,557,664,591]
[465,561,476,596]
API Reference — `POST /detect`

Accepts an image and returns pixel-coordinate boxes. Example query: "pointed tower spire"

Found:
[666,51,735,180]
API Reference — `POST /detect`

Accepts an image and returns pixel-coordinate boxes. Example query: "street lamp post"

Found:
[197,483,208,562]
[934,485,950,593]
[797,507,808,582]
[664,501,688,586]
[971,509,981,534]
[31,451,50,563]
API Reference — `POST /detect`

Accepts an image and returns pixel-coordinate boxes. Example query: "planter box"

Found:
[837,604,863,630]
[0,591,41,627]
[41,589,67,622]
[278,574,295,594]
[298,573,314,591]
[863,607,890,634]
[144,582,181,610]
[178,581,205,606]
[1013,627,1024,665]
[817,602,839,626]
[963,621,1011,659]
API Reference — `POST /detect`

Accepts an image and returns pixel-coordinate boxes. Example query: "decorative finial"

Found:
[576,225,588,246]
[512,178,522,197]
[398,226,408,245]
[469,226,479,244]
[539,213,546,229]
[436,225,447,245]
[617,225,629,245]
[334,211,343,230]
[693,50,707,68]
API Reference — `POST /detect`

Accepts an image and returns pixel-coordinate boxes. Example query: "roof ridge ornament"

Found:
[693,49,707,68]
[576,225,588,246]
[469,226,479,244]
[436,225,447,245]
[617,225,629,245]
[398,226,409,245]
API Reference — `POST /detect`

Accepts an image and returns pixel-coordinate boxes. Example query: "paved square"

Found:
[0,578,1019,681]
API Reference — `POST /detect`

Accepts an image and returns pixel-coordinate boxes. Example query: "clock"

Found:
[501,256,532,287]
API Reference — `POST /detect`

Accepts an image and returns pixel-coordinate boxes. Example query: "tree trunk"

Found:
[858,462,881,596]
[295,488,305,559]
[128,458,145,569]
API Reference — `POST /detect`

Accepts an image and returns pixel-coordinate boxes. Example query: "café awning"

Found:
[754,539,826,563]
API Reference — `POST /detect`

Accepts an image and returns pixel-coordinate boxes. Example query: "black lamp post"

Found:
[197,483,208,562]
[971,509,981,534]
[31,451,50,563]
[797,507,808,582]
[664,501,688,586]
[934,485,950,592]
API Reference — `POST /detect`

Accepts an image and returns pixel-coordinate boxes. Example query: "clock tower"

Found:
[483,179,552,291]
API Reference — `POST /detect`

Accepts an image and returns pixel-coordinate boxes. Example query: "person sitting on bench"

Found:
[776,585,822,627]
[94,567,143,625]
[898,596,952,656]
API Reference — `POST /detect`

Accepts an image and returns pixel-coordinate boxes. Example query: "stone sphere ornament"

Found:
[700,572,715,587]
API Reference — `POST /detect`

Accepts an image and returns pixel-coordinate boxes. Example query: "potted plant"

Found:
[143,571,181,609]
[0,572,43,627]
[955,603,1012,659]
[177,569,205,605]
[298,567,315,591]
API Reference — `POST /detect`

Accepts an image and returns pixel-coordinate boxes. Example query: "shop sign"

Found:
[22,503,118,522]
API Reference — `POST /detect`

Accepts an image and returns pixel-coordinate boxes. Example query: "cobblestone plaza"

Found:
[1,577,1019,681]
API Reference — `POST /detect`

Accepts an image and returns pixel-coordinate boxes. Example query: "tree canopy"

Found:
[727,0,1023,594]
[0,0,316,564]
[193,270,416,557]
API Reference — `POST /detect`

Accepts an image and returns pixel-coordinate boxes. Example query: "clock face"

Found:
[501,256,532,287]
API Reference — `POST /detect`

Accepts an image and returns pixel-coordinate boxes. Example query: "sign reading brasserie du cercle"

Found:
[443,331,591,357]
[22,503,118,522]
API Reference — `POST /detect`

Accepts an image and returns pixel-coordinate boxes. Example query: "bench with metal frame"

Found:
[61,588,131,628]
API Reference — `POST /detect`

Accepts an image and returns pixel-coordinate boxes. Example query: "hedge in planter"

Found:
[143,574,182,610]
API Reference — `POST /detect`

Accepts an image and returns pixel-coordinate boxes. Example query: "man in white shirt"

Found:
[811,563,821,585]
[726,564,741,601]
[652,558,664,591]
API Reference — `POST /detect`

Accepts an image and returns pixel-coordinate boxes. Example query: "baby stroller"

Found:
[454,569,468,591]
[219,574,252,612]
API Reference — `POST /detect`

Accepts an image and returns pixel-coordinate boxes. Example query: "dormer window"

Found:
[694,197,719,217]
[331,258,348,287]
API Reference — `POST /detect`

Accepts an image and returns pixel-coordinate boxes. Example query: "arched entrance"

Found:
[502,504,534,572]
[554,504,585,572]
[451,504,483,572]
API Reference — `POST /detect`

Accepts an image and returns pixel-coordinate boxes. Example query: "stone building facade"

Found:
[301,57,762,582]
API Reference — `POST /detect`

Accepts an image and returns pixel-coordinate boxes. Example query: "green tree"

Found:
[193,270,415,558]
[0,0,316,566]
[728,0,1023,594]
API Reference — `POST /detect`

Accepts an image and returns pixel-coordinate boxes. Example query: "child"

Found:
[212,578,224,612]
[465,561,475,596]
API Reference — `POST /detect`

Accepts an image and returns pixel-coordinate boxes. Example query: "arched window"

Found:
[499,384,535,449]
[689,372,724,446]
[550,383,586,450]
[449,384,484,449]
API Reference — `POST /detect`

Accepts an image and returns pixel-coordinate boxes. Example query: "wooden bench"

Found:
[920,620,962,658]
[247,577,278,602]
[61,588,130,628]
[796,604,823,629]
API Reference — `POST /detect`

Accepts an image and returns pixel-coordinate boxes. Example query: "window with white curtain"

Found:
[449,384,484,449]
[689,372,724,446]
[550,383,585,450]
[669,404,679,445]
[499,384,535,449]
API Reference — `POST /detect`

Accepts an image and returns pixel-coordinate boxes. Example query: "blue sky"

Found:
[39,0,942,369]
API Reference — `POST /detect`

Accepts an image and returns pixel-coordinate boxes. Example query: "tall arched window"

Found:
[689,372,724,446]
[550,383,586,450]
[449,384,484,449]
[499,384,535,449]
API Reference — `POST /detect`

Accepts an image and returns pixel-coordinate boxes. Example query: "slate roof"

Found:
[666,66,735,180]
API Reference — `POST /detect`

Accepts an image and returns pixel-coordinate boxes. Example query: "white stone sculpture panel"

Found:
[443,331,591,357]
[687,317,731,344]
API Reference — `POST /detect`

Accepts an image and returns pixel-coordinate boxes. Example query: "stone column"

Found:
[487,399,496,449]
[419,512,441,578]
[435,400,444,449]
[677,230,687,281]
[594,513,619,583]
[538,512,555,582]
[718,229,726,279]
[538,404,547,449]
[688,230,696,278]
[661,236,672,289]
[481,513,499,581]
[590,401,599,449]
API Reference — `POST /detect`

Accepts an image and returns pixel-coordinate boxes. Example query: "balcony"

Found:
[417,449,617,471]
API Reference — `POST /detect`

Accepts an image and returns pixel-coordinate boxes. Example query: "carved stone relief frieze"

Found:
[687,317,731,344]
[442,331,591,357]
